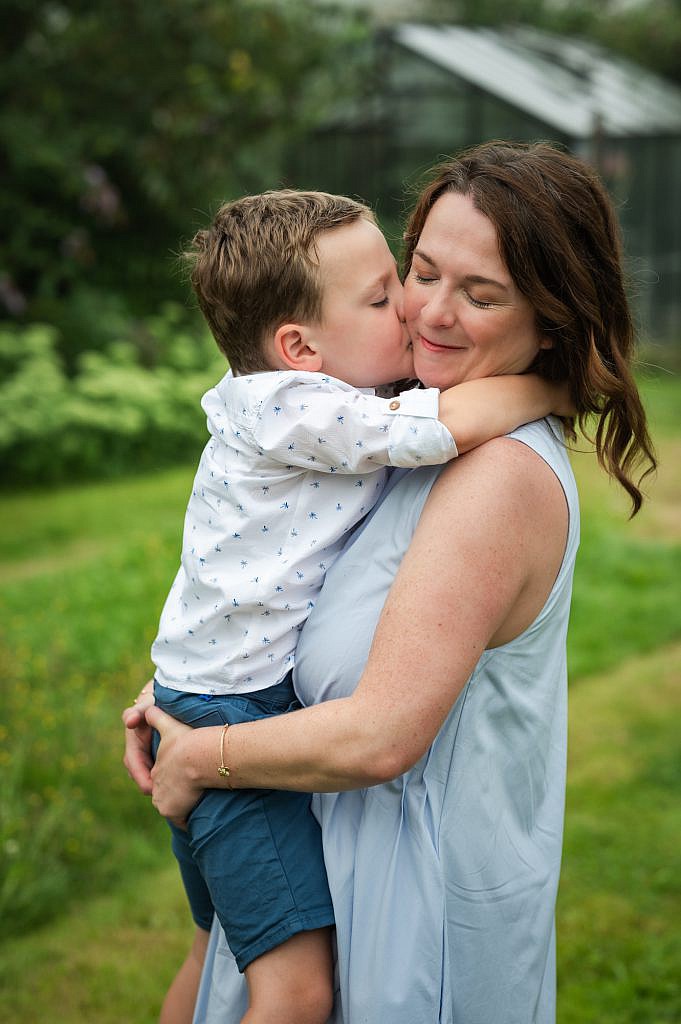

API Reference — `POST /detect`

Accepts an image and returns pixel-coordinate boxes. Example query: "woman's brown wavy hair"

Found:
[403,141,656,514]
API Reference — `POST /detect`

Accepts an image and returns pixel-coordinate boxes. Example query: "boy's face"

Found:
[312,218,414,388]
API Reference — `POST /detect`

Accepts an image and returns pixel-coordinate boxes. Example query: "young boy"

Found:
[149,190,565,1024]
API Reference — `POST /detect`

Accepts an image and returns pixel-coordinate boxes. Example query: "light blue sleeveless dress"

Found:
[192,418,579,1024]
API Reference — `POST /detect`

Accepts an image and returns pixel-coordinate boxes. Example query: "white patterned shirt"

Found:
[151,370,457,695]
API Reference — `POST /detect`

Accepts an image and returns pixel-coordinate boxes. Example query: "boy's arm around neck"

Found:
[438,374,572,454]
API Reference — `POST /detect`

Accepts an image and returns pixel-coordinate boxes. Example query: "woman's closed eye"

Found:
[465,292,494,309]
[370,296,390,308]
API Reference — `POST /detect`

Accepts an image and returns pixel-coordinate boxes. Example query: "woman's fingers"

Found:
[121,683,155,728]
[145,706,203,826]
[144,703,180,734]
[121,684,157,794]
[122,703,145,728]
[123,721,155,795]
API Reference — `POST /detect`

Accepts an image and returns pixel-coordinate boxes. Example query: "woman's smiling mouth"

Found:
[417,333,466,353]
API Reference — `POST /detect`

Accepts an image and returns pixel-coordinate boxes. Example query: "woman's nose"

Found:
[422,290,455,328]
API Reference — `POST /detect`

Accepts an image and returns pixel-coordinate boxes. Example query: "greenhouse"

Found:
[292,24,681,342]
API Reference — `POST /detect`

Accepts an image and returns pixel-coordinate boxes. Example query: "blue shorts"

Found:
[152,676,334,973]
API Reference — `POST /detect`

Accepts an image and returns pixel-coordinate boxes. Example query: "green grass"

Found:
[0,466,195,938]
[0,463,194,568]
[557,644,681,1023]
[0,864,194,1024]
[2,644,678,1023]
[0,372,679,1019]
[567,373,681,677]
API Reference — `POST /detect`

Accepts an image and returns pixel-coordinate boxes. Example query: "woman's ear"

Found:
[272,324,323,372]
[539,334,554,351]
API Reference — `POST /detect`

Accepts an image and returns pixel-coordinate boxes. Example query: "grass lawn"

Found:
[2,642,679,1023]
[0,372,679,1020]
[558,642,681,1022]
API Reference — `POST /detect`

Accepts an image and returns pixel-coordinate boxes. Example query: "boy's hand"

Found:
[548,380,576,418]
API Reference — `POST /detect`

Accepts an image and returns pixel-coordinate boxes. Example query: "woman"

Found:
[125,141,655,1023]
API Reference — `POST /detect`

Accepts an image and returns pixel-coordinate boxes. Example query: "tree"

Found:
[0,0,367,354]
[414,0,681,84]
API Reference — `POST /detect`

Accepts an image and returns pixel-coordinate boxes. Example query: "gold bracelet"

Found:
[217,723,232,787]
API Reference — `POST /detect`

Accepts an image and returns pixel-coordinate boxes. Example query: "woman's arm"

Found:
[146,436,568,821]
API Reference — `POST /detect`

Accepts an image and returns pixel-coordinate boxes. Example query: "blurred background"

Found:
[1,1,679,1021]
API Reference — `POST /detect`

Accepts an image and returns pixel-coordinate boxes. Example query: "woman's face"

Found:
[404,191,551,390]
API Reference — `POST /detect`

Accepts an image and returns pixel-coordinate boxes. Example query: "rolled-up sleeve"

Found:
[247,379,457,473]
[383,386,458,467]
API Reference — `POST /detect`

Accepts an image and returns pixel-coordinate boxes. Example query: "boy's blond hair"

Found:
[183,190,374,375]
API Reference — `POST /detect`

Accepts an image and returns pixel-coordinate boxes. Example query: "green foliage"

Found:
[0,0,368,331]
[537,0,681,86]
[439,0,546,27]
[567,373,681,676]
[421,0,681,85]
[0,307,225,485]
[570,530,681,677]
[0,865,195,1024]
[557,644,681,1022]
[4,0,678,386]
[1,648,678,1021]
[0,465,193,939]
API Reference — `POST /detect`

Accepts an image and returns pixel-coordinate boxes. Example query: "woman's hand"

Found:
[145,705,206,828]
[122,684,155,795]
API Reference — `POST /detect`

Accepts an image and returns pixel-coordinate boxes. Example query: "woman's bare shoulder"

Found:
[432,433,565,513]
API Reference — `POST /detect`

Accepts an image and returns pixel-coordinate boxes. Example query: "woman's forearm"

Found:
[162,691,410,794]
[146,688,411,821]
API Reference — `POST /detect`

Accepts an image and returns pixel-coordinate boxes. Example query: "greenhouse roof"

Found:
[394,24,681,138]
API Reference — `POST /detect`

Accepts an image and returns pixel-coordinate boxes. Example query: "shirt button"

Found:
[389,400,400,410]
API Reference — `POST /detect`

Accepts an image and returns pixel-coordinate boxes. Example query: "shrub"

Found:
[0,308,225,487]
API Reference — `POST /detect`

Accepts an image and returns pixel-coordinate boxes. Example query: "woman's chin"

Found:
[414,366,464,391]
[413,350,468,391]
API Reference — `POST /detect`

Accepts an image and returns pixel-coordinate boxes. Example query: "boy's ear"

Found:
[273,324,323,372]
